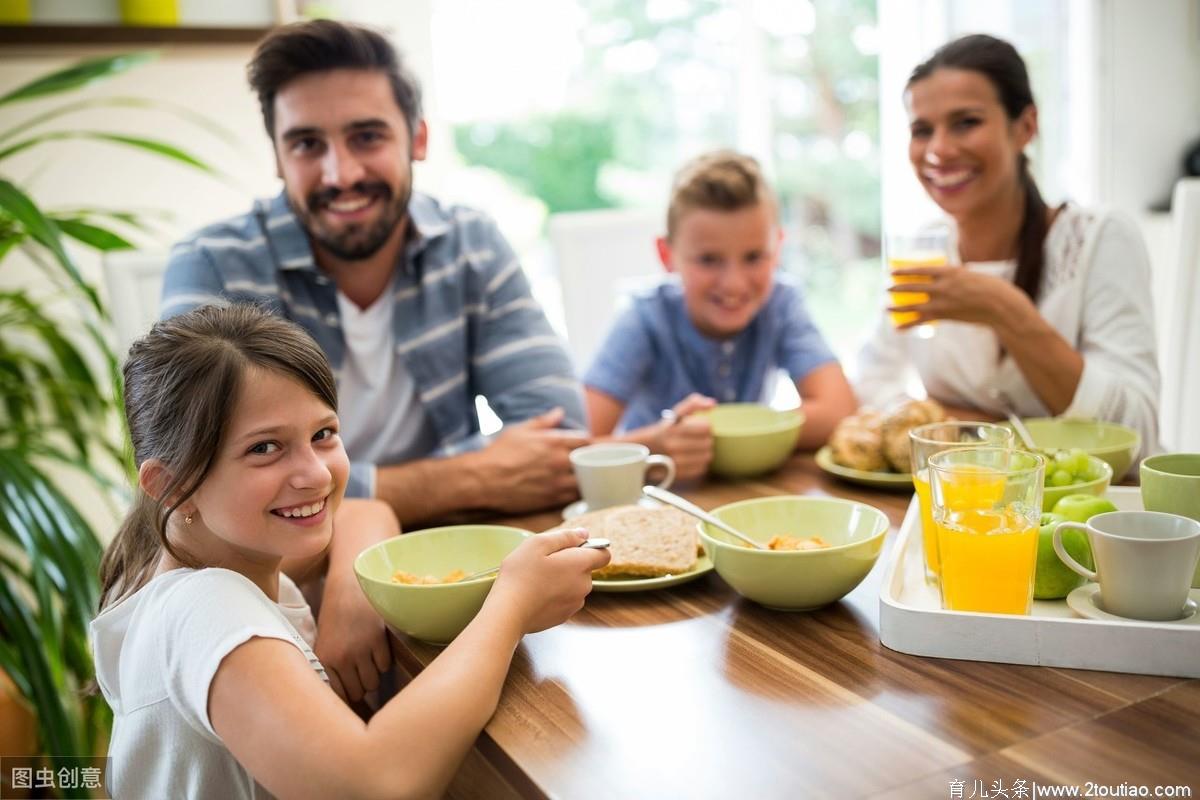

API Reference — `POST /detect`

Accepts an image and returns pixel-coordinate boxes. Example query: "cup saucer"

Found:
[562,496,662,521]
[1066,583,1200,625]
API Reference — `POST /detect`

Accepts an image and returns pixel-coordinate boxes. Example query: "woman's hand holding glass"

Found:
[887,265,1033,331]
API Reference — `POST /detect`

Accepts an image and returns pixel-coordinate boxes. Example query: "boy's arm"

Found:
[794,362,858,450]
[585,385,625,435]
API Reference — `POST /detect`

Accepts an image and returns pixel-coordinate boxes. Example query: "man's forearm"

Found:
[374,454,487,528]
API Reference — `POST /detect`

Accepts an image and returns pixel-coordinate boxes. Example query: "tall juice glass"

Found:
[886,230,950,331]
[909,422,1014,583]
[929,447,1044,615]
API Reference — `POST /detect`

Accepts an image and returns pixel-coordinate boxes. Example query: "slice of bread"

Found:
[546,505,699,578]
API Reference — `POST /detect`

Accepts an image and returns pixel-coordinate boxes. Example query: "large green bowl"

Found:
[1017,418,1141,481]
[699,403,803,478]
[354,525,529,645]
[697,496,888,610]
[1040,454,1113,511]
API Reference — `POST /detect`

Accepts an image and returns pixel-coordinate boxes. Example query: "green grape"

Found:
[1048,469,1075,487]
[1062,449,1090,477]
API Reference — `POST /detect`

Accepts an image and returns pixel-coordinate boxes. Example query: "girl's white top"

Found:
[854,205,1161,456]
[91,568,326,799]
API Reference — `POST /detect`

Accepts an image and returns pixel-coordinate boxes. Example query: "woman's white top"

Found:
[854,205,1161,456]
[90,568,326,799]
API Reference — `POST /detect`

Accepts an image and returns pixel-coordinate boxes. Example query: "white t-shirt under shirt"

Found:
[854,205,1161,456]
[90,569,326,799]
[335,282,437,497]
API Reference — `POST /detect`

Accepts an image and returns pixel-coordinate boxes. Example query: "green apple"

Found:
[1051,494,1118,523]
[1034,512,1094,600]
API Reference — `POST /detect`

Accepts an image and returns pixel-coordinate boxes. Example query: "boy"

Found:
[584,151,857,479]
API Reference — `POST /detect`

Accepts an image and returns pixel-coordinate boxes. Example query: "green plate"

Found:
[592,552,714,593]
[815,446,913,490]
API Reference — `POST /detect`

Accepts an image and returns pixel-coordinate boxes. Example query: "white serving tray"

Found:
[878,486,1200,678]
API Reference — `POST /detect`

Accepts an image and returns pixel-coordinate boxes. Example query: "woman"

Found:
[856,34,1160,454]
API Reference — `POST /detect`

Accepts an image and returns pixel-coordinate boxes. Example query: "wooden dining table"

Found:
[391,454,1200,799]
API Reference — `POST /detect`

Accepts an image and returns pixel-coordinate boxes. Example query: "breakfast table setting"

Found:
[355,407,1200,799]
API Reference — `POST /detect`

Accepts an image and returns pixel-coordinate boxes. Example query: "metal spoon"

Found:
[1006,411,1037,451]
[460,536,612,582]
[992,388,1037,451]
[642,485,767,550]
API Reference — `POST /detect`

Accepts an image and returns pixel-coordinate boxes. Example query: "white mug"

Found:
[1053,510,1200,621]
[569,443,675,511]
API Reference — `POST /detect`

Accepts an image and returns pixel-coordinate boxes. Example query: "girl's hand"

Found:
[488,529,611,634]
[313,499,399,704]
[888,266,1032,330]
[314,578,392,704]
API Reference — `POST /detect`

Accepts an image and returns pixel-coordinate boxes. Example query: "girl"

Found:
[856,34,1160,455]
[91,304,608,799]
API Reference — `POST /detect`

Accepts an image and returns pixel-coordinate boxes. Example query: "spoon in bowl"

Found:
[1006,412,1037,451]
[460,534,611,582]
[642,486,767,550]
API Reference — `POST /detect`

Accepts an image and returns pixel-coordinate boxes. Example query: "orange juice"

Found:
[888,256,948,326]
[936,508,1037,614]
[913,469,938,577]
[915,465,1004,578]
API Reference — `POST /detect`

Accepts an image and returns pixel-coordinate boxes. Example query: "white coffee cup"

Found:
[569,443,675,512]
[1053,510,1200,621]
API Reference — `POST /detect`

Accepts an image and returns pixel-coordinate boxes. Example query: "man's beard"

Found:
[294,180,410,261]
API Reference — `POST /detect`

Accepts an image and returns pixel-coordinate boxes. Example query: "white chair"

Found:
[546,208,664,372]
[1160,178,1200,451]
[101,250,169,361]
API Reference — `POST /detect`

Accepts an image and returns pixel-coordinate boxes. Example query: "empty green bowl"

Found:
[699,403,803,478]
[354,525,529,645]
[697,495,888,610]
[1040,454,1113,511]
[1017,418,1141,481]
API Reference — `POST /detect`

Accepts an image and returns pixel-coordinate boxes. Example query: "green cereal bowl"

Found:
[1040,454,1113,511]
[698,403,804,478]
[1017,418,1141,481]
[697,496,888,611]
[354,525,529,645]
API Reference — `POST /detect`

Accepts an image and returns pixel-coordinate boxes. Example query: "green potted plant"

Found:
[0,52,222,788]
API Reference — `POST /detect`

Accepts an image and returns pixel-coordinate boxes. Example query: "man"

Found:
[162,20,587,524]
[160,20,589,703]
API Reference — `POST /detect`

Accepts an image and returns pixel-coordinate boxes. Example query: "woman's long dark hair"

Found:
[909,34,1049,302]
[99,305,338,609]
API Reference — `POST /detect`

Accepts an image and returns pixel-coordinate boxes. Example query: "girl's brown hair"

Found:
[908,34,1050,302]
[666,150,775,240]
[98,304,338,609]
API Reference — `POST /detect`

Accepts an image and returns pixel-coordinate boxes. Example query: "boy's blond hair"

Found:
[666,150,775,240]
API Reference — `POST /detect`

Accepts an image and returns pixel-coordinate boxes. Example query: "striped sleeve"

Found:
[160,242,229,319]
[470,219,586,430]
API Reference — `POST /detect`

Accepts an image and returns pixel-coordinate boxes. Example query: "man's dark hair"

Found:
[247,19,422,140]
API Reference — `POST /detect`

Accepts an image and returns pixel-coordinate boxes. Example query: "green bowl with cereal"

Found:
[354,525,529,645]
[696,495,887,610]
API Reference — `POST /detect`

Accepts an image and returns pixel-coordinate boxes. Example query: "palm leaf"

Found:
[0,131,219,176]
[0,53,156,106]
[0,181,100,312]
[54,217,136,251]
[0,578,81,757]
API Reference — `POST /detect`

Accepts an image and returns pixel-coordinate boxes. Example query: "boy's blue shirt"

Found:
[584,275,837,430]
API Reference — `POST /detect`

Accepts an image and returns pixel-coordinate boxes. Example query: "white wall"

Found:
[1096,0,1200,215]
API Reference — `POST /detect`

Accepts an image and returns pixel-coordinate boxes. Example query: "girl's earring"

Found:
[185,513,194,525]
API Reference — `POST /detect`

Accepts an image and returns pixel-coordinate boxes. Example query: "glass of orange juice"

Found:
[886,229,950,331]
[909,422,1014,585]
[928,447,1045,615]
